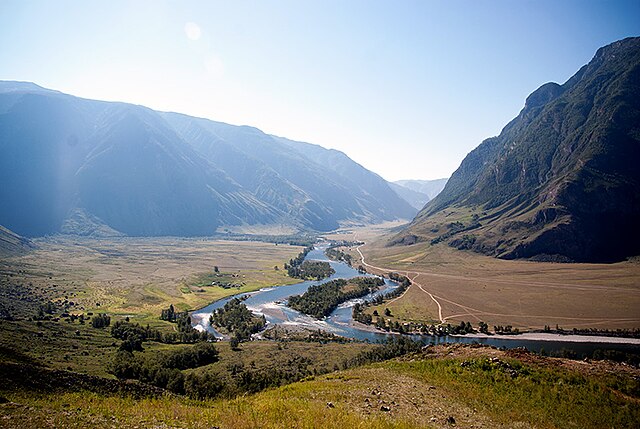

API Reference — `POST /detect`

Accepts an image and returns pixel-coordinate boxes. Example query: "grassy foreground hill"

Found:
[1,344,638,429]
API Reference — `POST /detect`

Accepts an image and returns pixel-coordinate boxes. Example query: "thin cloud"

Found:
[184,22,201,41]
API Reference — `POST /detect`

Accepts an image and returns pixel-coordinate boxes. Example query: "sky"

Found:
[1,1,639,181]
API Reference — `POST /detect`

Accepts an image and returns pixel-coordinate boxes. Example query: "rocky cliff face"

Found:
[401,37,640,262]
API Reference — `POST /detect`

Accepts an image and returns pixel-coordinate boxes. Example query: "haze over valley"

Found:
[0,82,417,237]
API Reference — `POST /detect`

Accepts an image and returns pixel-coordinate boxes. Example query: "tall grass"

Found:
[2,389,420,429]
[384,357,640,429]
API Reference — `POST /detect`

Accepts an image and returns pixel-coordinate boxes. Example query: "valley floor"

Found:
[0,236,303,327]
[325,224,640,332]
[0,231,638,428]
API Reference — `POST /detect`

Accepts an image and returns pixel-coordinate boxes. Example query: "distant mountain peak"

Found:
[393,178,448,200]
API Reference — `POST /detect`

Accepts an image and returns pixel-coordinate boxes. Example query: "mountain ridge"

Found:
[0,225,34,256]
[388,182,431,210]
[398,37,640,262]
[0,83,416,237]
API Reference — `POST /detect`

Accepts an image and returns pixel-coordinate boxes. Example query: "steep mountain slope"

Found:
[75,106,279,236]
[0,82,412,237]
[399,37,640,262]
[273,137,417,220]
[393,178,448,200]
[162,114,416,230]
[0,89,277,237]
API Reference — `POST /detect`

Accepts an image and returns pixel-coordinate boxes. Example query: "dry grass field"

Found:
[328,224,640,331]
[0,236,302,326]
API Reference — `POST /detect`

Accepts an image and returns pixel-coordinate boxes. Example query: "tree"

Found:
[161,304,176,322]
[465,321,473,333]
[209,298,265,341]
[109,350,139,379]
[91,313,111,328]
[230,336,240,350]
[120,335,144,352]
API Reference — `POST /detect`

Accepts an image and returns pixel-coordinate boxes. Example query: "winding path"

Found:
[354,243,640,328]
[356,244,445,324]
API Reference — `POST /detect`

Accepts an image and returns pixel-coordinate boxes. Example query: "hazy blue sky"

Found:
[1,1,639,180]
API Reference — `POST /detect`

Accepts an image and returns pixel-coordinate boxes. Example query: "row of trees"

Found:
[111,320,214,351]
[351,272,411,326]
[353,309,489,336]
[543,325,640,338]
[283,246,335,280]
[494,325,520,334]
[346,337,423,367]
[349,273,498,337]
[109,337,426,399]
[109,345,318,399]
[288,277,384,319]
[284,246,313,270]
[261,327,353,343]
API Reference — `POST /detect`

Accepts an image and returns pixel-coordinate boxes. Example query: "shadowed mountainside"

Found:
[0,83,415,237]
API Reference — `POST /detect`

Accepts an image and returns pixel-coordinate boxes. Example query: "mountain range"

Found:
[0,82,417,237]
[394,178,448,200]
[390,179,448,210]
[397,37,640,262]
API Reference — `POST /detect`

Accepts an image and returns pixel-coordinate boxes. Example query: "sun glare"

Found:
[184,22,201,41]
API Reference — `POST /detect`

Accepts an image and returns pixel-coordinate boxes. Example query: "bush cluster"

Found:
[109,342,220,394]
[111,320,214,351]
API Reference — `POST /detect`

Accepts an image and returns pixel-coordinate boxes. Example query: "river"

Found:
[191,245,640,358]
